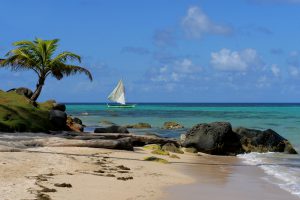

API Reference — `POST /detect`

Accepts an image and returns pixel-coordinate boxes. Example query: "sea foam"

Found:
[238,152,300,198]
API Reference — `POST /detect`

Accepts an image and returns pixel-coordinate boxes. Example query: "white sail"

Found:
[107,80,126,105]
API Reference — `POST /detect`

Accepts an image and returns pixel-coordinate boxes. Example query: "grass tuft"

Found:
[143,156,169,164]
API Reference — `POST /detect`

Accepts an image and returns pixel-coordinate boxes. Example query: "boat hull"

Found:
[107,104,136,108]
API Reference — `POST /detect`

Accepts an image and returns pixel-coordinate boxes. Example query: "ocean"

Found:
[66,103,300,198]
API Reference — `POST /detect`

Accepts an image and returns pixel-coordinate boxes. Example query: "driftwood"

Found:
[45,137,133,151]
[0,132,179,152]
[69,133,179,146]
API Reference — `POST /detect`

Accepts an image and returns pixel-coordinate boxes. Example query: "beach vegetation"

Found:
[143,156,169,164]
[0,90,54,132]
[151,149,170,156]
[143,144,161,151]
[0,38,92,101]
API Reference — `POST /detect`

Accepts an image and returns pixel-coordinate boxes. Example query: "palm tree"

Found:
[0,38,93,101]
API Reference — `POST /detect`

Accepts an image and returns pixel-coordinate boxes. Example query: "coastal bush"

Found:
[0,90,54,132]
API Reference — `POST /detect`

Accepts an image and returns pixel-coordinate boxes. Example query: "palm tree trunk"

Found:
[30,77,45,101]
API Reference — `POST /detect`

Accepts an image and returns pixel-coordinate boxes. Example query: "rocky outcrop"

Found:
[99,120,115,125]
[234,127,298,154]
[7,87,33,99]
[162,121,184,129]
[125,122,151,129]
[162,143,184,154]
[181,122,298,155]
[66,116,85,132]
[49,110,67,130]
[52,103,66,112]
[181,122,242,155]
[94,125,129,134]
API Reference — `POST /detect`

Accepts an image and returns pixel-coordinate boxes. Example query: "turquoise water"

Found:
[66,103,300,197]
[66,103,300,150]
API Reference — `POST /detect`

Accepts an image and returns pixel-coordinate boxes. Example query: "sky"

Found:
[1,0,300,103]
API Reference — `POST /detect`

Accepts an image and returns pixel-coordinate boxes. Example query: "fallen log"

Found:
[68,133,179,146]
[45,137,133,151]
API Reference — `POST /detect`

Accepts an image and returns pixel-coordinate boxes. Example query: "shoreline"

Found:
[165,154,299,200]
[0,132,299,200]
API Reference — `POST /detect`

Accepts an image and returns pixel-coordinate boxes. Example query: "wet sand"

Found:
[166,154,299,200]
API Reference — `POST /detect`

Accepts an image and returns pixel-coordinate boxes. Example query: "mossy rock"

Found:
[143,144,161,151]
[151,149,170,156]
[162,121,184,129]
[144,156,169,164]
[0,90,55,132]
[162,143,184,154]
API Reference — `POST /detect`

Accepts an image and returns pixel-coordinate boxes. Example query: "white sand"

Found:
[0,146,194,200]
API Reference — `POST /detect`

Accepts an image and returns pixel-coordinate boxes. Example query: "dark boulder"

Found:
[16,87,33,99]
[162,121,184,129]
[52,103,66,112]
[49,110,67,130]
[181,122,242,155]
[7,87,33,99]
[94,125,129,134]
[125,122,151,129]
[234,127,298,154]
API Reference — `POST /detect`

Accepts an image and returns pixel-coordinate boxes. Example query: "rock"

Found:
[183,147,198,153]
[66,116,84,132]
[73,117,83,125]
[234,127,298,154]
[94,125,129,134]
[125,122,151,129]
[7,87,33,99]
[16,87,33,99]
[52,103,66,112]
[162,121,184,129]
[162,143,184,154]
[49,110,67,130]
[144,133,162,138]
[181,122,242,155]
[99,120,115,125]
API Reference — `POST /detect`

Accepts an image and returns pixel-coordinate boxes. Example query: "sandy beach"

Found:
[0,142,194,200]
[1,138,298,200]
[166,154,299,200]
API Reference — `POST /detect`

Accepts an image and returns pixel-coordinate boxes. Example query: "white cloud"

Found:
[270,64,280,77]
[182,6,232,38]
[289,67,299,77]
[149,58,201,83]
[256,76,270,88]
[210,48,261,71]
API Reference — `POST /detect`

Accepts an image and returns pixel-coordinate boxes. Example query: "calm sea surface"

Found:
[66,103,300,198]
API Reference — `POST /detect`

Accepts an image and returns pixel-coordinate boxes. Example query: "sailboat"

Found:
[107,80,136,108]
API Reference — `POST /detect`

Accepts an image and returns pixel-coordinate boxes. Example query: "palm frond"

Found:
[51,64,93,81]
[51,51,81,64]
